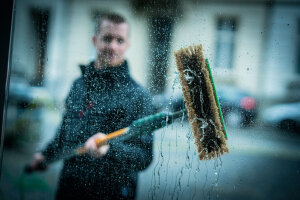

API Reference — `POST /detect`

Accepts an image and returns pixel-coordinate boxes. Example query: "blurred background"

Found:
[1,0,300,199]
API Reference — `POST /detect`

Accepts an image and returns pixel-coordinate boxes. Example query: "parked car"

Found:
[262,102,300,133]
[153,85,258,127]
[217,85,257,127]
[5,75,52,147]
[7,75,51,116]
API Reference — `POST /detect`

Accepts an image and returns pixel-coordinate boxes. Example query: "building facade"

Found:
[10,0,300,109]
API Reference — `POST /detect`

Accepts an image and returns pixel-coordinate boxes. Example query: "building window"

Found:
[215,17,237,69]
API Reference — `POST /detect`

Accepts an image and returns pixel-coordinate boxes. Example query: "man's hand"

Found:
[26,152,47,173]
[84,132,110,158]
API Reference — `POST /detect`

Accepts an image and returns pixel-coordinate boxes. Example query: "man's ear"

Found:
[126,40,130,49]
[92,35,97,46]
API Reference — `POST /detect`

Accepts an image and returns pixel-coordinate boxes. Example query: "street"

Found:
[136,120,300,200]
[1,119,300,200]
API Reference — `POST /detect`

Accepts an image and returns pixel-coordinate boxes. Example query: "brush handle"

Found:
[24,110,186,173]
[76,110,186,155]
[76,112,173,154]
[130,110,186,133]
[76,127,129,155]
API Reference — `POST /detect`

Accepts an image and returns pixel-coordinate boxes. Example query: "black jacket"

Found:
[42,61,154,199]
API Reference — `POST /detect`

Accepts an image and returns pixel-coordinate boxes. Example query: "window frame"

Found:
[0,0,14,177]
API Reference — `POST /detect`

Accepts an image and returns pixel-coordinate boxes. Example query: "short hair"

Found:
[94,12,127,35]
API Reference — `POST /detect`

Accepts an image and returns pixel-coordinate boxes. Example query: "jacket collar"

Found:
[80,60,130,81]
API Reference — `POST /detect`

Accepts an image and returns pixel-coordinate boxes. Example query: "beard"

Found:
[97,51,124,67]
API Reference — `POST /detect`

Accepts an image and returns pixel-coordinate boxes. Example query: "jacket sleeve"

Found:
[105,90,154,172]
[41,80,80,161]
[41,114,69,161]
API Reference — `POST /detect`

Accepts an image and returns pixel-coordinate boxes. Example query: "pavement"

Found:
[1,118,300,200]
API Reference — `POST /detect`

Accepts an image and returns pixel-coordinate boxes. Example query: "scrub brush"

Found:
[174,44,229,160]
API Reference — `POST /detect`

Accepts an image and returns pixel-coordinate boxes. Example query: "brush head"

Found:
[174,45,229,160]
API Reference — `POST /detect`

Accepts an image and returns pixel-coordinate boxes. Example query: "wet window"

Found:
[1,1,300,200]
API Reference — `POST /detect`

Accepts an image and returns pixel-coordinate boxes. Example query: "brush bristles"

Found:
[174,45,229,160]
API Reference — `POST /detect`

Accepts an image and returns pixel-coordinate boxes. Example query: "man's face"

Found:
[93,20,130,67]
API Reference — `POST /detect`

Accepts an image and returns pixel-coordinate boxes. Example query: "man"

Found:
[29,13,154,200]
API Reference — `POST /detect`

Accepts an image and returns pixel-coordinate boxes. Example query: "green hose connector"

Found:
[132,112,166,127]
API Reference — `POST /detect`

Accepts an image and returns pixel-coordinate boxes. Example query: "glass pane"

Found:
[1,1,300,200]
